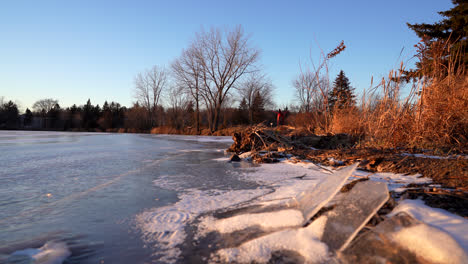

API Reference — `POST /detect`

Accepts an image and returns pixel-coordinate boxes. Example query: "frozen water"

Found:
[320,180,389,251]
[296,164,358,224]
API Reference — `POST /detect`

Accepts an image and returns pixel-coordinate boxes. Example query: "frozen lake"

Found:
[0,131,259,263]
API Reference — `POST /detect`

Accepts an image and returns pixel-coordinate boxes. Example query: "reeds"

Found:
[300,38,467,151]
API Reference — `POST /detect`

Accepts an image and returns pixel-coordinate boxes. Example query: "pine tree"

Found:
[235,98,249,125]
[24,108,33,126]
[251,91,266,123]
[328,70,355,110]
[1,101,19,128]
[407,0,468,75]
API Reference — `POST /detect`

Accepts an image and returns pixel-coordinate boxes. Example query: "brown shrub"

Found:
[331,107,364,136]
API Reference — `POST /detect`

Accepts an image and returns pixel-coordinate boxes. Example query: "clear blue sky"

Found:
[0,0,452,111]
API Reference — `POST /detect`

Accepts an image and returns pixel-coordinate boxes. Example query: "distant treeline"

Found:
[0,97,278,134]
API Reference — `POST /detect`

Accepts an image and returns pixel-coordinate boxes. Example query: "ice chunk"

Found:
[320,180,389,252]
[295,163,358,224]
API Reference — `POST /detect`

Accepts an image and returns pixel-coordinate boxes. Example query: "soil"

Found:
[226,125,468,217]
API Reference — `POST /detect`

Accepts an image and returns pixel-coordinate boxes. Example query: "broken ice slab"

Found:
[295,163,358,225]
[340,212,468,264]
[320,180,389,252]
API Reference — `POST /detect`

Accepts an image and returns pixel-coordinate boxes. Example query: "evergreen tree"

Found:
[83,99,94,129]
[24,108,33,126]
[251,91,266,123]
[235,98,249,125]
[47,103,61,129]
[328,70,355,110]
[0,101,19,128]
[99,101,112,130]
[407,0,468,75]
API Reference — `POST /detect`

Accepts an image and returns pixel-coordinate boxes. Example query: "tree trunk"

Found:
[213,104,221,132]
[195,97,200,135]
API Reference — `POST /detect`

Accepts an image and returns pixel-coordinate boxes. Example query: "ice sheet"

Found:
[321,181,389,251]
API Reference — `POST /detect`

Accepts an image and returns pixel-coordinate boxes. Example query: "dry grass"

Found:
[358,38,467,150]
[295,38,467,152]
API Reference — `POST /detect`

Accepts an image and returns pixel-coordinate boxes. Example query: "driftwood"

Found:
[227,125,356,154]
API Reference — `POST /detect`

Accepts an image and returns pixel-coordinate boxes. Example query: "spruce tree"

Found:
[235,98,249,125]
[328,70,355,110]
[251,91,265,123]
[407,0,468,75]
[24,108,33,126]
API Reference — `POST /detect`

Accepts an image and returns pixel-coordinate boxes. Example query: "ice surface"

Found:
[155,134,234,143]
[390,199,468,252]
[295,164,358,224]
[321,180,389,252]
[11,241,71,264]
[135,188,268,262]
[140,152,441,263]
[213,216,329,263]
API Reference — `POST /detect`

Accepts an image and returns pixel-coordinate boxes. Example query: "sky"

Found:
[0,0,453,112]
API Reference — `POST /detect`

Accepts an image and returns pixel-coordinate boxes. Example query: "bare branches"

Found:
[134,65,167,127]
[191,25,260,131]
[238,72,275,124]
[172,45,203,133]
[32,98,59,113]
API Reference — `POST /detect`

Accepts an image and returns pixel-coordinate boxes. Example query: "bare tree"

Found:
[167,85,188,130]
[293,72,327,113]
[172,45,203,134]
[192,25,260,132]
[134,66,167,128]
[238,73,274,124]
[32,98,59,113]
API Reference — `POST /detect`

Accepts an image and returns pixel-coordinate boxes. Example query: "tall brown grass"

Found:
[361,39,466,150]
[301,38,467,151]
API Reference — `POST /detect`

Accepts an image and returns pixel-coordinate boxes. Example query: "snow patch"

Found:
[212,157,230,162]
[213,216,329,263]
[11,241,71,264]
[390,199,468,252]
[401,153,468,160]
[352,170,431,191]
[390,223,468,264]
[199,209,303,234]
